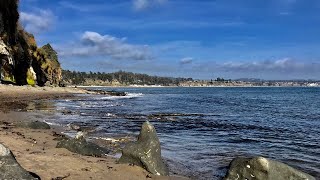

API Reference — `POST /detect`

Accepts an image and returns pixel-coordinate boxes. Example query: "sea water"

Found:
[46,87,320,179]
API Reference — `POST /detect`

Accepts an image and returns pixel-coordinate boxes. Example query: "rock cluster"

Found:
[119,121,169,176]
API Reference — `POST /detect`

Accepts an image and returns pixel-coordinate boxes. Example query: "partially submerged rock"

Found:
[118,121,169,176]
[88,89,127,96]
[105,90,127,96]
[224,156,315,180]
[17,121,50,129]
[56,136,109,157]
[0,143,40,179]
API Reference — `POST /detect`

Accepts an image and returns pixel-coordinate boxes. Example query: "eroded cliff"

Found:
[0,0,62,86]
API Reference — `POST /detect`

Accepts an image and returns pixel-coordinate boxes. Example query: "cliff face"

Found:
[0,0,62,86]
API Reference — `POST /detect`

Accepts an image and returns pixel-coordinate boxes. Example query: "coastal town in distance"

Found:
[177,78,320,87]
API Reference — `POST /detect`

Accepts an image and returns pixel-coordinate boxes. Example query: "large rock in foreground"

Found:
[56,136,109,157]
[0,143,39,179]
[119,121,169,176]
[224,156,315,180]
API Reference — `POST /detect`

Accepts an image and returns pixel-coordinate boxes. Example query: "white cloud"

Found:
[180,57,193,65]
[133,0,167,11]
[59,31,152,61]
[20,10,55,34]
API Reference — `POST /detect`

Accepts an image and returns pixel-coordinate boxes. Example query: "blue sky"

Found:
[19,0,320,80]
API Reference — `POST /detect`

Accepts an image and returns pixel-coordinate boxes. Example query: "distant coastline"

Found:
[74,82,320,88]
[62,70,320,88]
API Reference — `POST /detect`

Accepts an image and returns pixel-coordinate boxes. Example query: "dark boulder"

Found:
[105,90,127,96]
[88,89,127,96]
[17,121,50,129]
[118,121,169,176]
[56,136,109,157]
[0,143,40,180]
[224,156,315,180]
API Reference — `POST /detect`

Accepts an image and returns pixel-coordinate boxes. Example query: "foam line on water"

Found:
[100,93,143,100]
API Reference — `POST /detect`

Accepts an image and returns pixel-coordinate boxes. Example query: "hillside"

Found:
[62,70,193,86]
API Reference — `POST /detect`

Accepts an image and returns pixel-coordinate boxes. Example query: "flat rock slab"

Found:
[224,156,315,180]
[56,137,109,157]
[0,143,40,179]
[17,121,50,129]
[119,121,169,176]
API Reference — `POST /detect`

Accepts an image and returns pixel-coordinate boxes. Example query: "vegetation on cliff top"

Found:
[62,70,193,86]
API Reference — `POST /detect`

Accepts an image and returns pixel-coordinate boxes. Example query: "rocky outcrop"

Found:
[41,44,62,86]
[0,39,14,82]
[119,121,169,176]
[31,44,62,86]
[56,136,109,157]
[224,156,315,180]
[0,0,62,86]
[0,143,40,179]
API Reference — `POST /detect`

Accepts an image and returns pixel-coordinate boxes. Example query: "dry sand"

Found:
[0,84,189,180]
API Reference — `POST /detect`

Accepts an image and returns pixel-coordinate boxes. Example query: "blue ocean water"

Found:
[48,87,320,179]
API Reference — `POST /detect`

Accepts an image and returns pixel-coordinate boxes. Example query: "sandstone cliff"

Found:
[0,0,62,86]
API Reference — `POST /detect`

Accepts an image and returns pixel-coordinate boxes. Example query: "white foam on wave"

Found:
[106,113,116,117]
[100,93,143,100]
[43,120,63,126]
[92,137,120,143]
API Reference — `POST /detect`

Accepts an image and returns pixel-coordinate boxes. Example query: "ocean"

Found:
[44,87,320,179]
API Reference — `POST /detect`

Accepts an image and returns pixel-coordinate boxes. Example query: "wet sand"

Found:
[0,85,189,180]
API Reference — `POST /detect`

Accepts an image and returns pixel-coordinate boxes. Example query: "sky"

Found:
[19,0,320,80]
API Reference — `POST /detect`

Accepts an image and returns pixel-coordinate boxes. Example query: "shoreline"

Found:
[74,85,320,88]
[0,85,189,180]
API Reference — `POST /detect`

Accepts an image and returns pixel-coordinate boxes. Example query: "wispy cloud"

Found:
[84,16,245,30]
[58,1,127,12]
[133,0,167,11]
[190,58,320,79]
[218,58,320,73]
[135,20,245,29]
[58,31,152,61]
[64,57,320,80]
[180,57,193,65]
[59,1,91,12]
[20,10,56,34]
[274,0,299,16]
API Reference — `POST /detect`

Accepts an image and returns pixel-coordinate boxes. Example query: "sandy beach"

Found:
[0,85,189,180]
